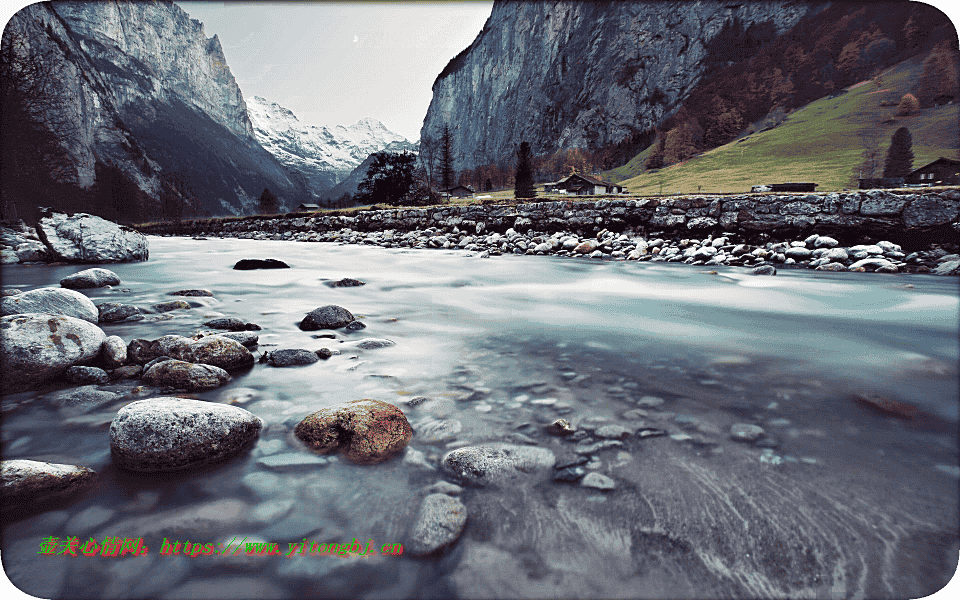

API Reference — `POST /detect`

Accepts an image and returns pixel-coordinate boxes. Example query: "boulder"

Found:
[324,278,365,288]
[14,242,48,262]
[141,360,231,391]
[189,336,254,371]
[407,493,468,556]
[751,265,777,275]
[267,349,319,367]
[933,259,960,276]
[0,313,106,394]
[168,289,213,297]
[350,338,396,350]
[294,399,413,464]
[848,257,896,271]
[441,443,555,487]
[127,338,162,364]
[96,302,143,323]
[298,305,354,331]
[59,267,121,289]
[0,460,97,508]
[0,287,98,323]
[211,331,259,347]
[99,335,127,368]
[233,259,289,270]
[110,398,262,472]
[36,212,148,263]
[203,317,259,331]
[152,300,191,312]
[64,365,110,385]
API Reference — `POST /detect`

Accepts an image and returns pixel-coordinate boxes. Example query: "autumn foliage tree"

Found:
[882,127,914,178]
[915,45,959,107]
[895,93,919,116]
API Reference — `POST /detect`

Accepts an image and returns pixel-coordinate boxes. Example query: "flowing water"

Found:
[2,236,958,599]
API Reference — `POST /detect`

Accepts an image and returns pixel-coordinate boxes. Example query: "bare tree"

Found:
[418,134,438,191]
[440,125,455,192]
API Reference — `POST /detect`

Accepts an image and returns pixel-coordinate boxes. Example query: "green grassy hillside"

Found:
[606,52,958,195]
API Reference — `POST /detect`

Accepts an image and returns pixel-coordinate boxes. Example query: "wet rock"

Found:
[554,454,589,470]
[815,263,847,272]
[852,392,918,418]
[97,302,143,323]
[110,365,142,379]
[110,397,262,472]
[324,278,365,288]
[351,338,396,350]
[404,396,429,407]
[0,460,97,508]
[848,257,896,271]
[636,395,665,408]
[169,289,213,297]
[581,472,616,490]
[155,335,195,361]
[594,424,633,439]
[345,320,366,330]
[233,259,289,270]
[547,418,575,436]
[407,493,468,556]
[0,287,98,323]
[127,338,162,364]
[256,453,329,470]
[211,331,259,347]
[441,443,555,487]
[299,305,355,330]
[0,313,106,394]
[294,399,413,464]
[751,265,777,275]
[64,365,110,385]
[414,418,463,444]
[425,481,463,496]
[636,427,668,438]
[203,317,259,331]
[59,267,121,289]
[152,300,191,313]
[315,348,333,359]
[730,423,765,442]
[189,336,254,371]
[267,349,319,367]
[49,386,119,409]
[37,212,148,263]
[574,440,624,454]
[141,360,231,391]
[933,259,960,276]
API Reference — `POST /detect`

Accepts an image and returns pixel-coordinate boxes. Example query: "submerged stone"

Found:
[294,399,413,464]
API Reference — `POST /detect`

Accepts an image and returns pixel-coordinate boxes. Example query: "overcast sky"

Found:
[175,1,493,141]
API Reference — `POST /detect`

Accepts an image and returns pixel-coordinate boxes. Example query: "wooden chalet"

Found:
[544,173,625,195]
[297,203,321,211]
[905,157,960,185]
[445,185,475,199]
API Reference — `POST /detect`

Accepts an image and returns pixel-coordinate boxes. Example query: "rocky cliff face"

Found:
[421,0,813,172]
[247,96,417,196]
[5,1,309,216]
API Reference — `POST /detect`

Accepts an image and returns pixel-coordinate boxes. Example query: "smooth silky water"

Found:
[2,236,958,598]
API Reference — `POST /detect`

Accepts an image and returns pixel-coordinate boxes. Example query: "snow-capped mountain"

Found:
[247,96,418,196]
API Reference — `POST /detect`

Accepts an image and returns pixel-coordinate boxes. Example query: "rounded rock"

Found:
[0,459,97,507]
[190,336,254,371]
[110,397,262,472]
[407,493,468,556]
[298,305,355,331]
[0,287,98,323]
[59,267,121,289]
[294,398,413,464]
[99,335,127,369]
[0,313,106,394]
[730,423,765,442]
[441,443,555,487]
[141,359,231,391]
[97,302,142,323]
[267,349,320,367]
[64,365,110,385]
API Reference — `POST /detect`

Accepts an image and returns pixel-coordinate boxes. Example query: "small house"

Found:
[297,203,321,212]
[445,185,475,199]
[769,182,817,192]
[905,157,960,186]
[545,173,624,195]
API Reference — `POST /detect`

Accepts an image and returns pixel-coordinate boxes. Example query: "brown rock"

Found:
[142,359,231,391]
[294,399,413,464]
[0,460,97,509]
[190,336,254,371]
[852,392,918,419]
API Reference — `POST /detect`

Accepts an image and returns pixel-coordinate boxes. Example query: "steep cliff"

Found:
[247,96,417,196]
[4,1,309,217]
[421,0,813,172]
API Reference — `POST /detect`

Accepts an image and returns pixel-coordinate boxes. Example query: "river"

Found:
[2,236,958,598]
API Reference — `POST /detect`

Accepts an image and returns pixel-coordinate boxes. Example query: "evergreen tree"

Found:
[882,127,914,178]
[356,151,417,206]
[440,125,454,191]
[258,188,280,214]
[514,141,536,199]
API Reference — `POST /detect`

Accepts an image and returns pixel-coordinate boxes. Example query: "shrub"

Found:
[895,93,919,116]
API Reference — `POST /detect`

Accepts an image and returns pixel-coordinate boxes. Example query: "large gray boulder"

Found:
[298,305,354,330]
[407,493,468,556]
[0,313,106,394]
[0,287,98,323]
[0,459,97,507]
[60,267,121,289]
[37,212,148,263]
[110,398,262,472]
[441,443,555,487]
[294,399,413,464]
[141,360,231,391]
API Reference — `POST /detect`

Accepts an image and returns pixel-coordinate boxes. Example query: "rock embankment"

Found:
[2,212,148,265]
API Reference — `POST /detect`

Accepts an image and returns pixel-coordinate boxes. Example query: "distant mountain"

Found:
[3,1,311,219]
[246,96,417,197]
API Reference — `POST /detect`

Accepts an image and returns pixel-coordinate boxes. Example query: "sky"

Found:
[175,1,494,141]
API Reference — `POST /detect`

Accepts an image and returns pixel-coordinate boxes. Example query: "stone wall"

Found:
[138,189,960,251]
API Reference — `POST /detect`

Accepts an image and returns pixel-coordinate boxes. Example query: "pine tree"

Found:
[514,141,536,199]
[258,188,280,214]
[440,125,454,192]
[882,127,914,178]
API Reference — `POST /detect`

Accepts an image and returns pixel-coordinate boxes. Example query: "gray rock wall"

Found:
[141,190,960,251]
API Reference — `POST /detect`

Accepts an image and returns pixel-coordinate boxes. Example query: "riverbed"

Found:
[2,236,958,599]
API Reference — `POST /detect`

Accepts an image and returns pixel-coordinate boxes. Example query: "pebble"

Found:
[636,396,665,408]
[581,472,616,490]
[730,423,765,442]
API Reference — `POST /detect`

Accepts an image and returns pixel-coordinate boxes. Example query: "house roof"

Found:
[555,173,621,188]
[298,203,320,209]
[446,185,475,193]
[907,157,960,176]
